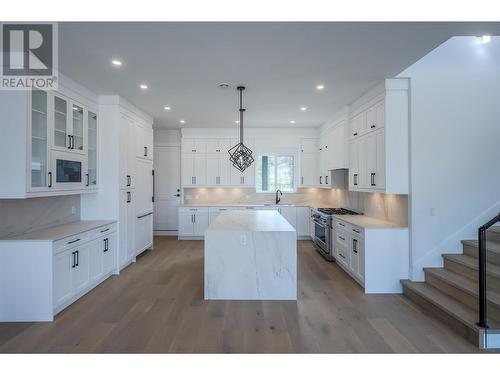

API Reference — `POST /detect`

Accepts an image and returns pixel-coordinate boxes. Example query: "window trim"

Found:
[255,152,297,193]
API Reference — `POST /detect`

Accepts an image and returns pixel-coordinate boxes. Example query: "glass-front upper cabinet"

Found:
[31,89,49,189]
[87,110,98,188]
[72,103,84,152]
[53,94,68,149]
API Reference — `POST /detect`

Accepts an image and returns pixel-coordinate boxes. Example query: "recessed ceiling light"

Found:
[164,106,171,111]
[289,120,296,124]
[111,59,122,66]
[139,83,148,90]
[481,35,491,44]
[180,120,186,124]
[316,84,325,90]
[300,106,307,111]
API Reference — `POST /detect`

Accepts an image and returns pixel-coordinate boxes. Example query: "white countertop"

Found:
[333,215,405,228]
[180,203,328,208]
[1,220,116,241]
[207,210,296,232]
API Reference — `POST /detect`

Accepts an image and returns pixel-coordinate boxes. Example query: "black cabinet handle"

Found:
[339,253,346,259]
[76,250,79,267]
[339,236,345,241]
[72,252,76,268]
[127,191,131,203]
[86,173,89,186]
[354,174,358,186]
[68,135,72,149]
[137,212,153,219]
[48,172,52,188]
[371,173,376,186]
[319,176,322,185]
[100,228,110,233]
[152,169,155,202]
[325,175,329,185]
[144,146,148,157]
[370,125,376,129]
[126,175,131,187]
[103,238,109,252]
[353,132,358,136]
[353,238,358,254]
[68,238,80,244]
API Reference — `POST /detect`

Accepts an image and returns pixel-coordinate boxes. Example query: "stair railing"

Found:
[477,212,500,328]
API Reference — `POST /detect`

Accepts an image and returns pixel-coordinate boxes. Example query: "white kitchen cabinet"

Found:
[119,114,137,190]
[133,122,153,161]
[71,244,90,294]
[182,138,207,154]
[182,154,207,186]
[206,155,231,186]
[136,211,153,255]
[119,190,136,268]
[300,151,319,187]
[264,206,297,229]
[326,121,348,170]
[178,207,209,238]
[230,163,255,186]
[296,206,310,237]
[349,111,366,139]
[86,110,98,189]
[135,158,153,215]
[51,94,87,155]
[89,238,104,284]
[206,139,231,154]
[300,138,318,153]
[53,249,74,308]
[349,129,385,192]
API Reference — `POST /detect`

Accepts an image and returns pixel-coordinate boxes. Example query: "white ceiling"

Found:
[58,22,500,129]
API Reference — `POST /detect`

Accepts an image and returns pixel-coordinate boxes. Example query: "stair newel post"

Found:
[477,225,487,328]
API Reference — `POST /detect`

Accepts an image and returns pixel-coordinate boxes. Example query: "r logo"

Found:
[2,24,53,76]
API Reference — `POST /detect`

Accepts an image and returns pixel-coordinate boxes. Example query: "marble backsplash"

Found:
[0,195,80,239]
[183,187,408,226]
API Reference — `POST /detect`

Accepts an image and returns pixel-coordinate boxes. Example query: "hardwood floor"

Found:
[0,237,484,353]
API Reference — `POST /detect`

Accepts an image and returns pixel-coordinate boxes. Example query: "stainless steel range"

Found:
[312,208,361,261]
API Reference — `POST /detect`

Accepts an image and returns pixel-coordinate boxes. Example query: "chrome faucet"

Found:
[275,189,283,205]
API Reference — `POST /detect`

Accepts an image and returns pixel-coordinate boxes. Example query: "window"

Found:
[256,154,295,192]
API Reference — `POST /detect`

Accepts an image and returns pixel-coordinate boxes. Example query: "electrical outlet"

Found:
[240,234,247,246]
[71,205,76,215]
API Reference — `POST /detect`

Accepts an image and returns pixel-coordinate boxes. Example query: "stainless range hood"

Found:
[328,168,347,189]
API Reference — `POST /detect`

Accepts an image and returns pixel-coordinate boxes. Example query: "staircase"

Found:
[402,226,500,347]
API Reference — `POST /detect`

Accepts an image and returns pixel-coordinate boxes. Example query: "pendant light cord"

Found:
[238,86,245,144]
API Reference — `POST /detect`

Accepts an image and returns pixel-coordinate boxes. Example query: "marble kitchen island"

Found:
[204,210,297,300]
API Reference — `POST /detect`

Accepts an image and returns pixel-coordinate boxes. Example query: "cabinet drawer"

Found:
[88,223,117,241]
[336,243,349,266]
[335,229,349,247]
[179,207,209,214]
[54,232,91,254]
[335,219,351,232]
[208,207,235,213]
[350,225,363,237]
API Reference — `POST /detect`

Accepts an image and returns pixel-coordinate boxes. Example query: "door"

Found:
[70,101,85,154]
[154,146,181,232]
[300,153,317,187]
[87,110,98,188]
[89,238,104,283]
[178,213,194,236]
[103,232,117,274]
[52,94,69,150]
[53,249,73,307]
[193,212,209,236]
[29,89,49,192]
[71,245,90,294]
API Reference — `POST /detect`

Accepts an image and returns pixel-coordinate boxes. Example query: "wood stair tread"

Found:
[401,280,481,331]
[424,267,500,307]
[462,239,500,253]
[444,253,500,278]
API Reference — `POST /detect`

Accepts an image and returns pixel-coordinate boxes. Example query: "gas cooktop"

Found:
[317,208,361,216]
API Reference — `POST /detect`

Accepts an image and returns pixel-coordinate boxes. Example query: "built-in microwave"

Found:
[49,150,87,190]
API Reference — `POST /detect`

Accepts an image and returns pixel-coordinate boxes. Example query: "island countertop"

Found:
[207,210,296,232]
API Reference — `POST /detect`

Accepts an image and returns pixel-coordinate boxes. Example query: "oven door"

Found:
[313,219,328,253]
[50,150,87,191]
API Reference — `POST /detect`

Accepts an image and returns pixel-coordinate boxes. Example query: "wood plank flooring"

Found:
[0,237,484,353]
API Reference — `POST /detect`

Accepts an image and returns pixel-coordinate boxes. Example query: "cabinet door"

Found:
[53,94,69,150]
[119,115,130,189]
[53,249,73,308]
[218,156,231,186]
[375,130,385,190]
[243,164,255,187]
[328,122,346,170]
[193,212,209,236]
[72,245,90,294]
[143,127,153,160]
[181,155,195,186]
[30,89,49,191]
[230,166,244,186]
[127,191,136,261]
[217,139,231,154]
[206,155,219,186]
[135,158,153,214]
[300,153,318,187]
[279,207,297,229]
[178,213,194,236]
[365,133,377,190]
[119,190,135,267]
[89,238,104,283]
[300,138,318,153]
[193,155,207,185]
[103,232,117,274]
[70,102,85,154]
[376,101,385,130]
[132,121,145,159]
[87,110,98,188]
[357,236,365,283]
[205,139,219,154]
[349,140,360,189]
[296,207,310,237]
[136,212,153,255]
[349,236,359,276]
[366,106,377,133]
[127,120,137,189]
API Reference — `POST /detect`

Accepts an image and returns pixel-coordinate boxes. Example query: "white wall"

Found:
[398,36,500,280]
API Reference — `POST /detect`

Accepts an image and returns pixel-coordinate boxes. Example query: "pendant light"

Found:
[228,86,254,172]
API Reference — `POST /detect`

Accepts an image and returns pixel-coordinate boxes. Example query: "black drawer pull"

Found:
[339,236,345,241]
[353,132,358,136]
[100,228,110,233]
[48,172,52,188]
[137,212,153,219]
[370,125,376,129]
[339,253,345,259]
[67,238,80,244]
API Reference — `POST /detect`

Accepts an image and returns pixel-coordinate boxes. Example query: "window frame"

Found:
[255,152,297,193]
